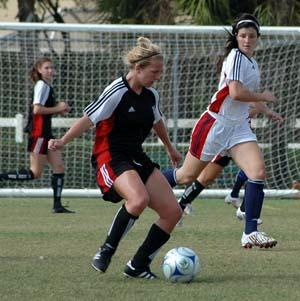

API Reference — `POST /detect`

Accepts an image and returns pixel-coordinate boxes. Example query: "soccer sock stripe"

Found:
[179,180,205,208]
[106,204,138,250]
[1,169,34,181]
[51,173,64,208]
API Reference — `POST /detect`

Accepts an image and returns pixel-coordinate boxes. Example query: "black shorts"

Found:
[212,155,231,167]
[92,151,160,203]
[27,136,54,155]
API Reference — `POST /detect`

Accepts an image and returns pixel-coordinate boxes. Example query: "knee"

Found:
[173,205,183,221]
[52,163,65,174]
[31,170,42,179]
[198,175,213,187]
[249,167,266,180]
[161,202,182,222]
[178,172,197,185]
[127,193,150,214]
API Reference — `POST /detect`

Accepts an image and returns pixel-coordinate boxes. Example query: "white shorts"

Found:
[189,111,257,161]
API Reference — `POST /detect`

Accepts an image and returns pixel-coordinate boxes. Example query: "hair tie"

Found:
[131,52,160,64]
[236,19,260,33]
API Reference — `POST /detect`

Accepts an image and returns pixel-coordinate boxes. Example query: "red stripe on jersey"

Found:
[189,112,216,159]
[208,85,229,113]
[31,114,43,137]
[92,115,115,157]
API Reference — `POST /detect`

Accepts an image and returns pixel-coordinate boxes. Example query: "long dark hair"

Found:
[30,57,53,83]
[216,13,260,73]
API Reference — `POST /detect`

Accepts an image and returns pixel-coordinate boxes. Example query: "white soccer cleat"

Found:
[184,203,194,215]
[236,207,263,225]
[241,231,277,249]
[224,194,241,209]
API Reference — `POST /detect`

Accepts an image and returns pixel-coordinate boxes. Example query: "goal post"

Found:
[0,22,299,198]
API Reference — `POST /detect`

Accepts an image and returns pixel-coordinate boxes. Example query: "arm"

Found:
[229,81,276,103]
[250,102,284,122]
[33,102,70,115]
[153,119,182,167]
[48,114,93,150]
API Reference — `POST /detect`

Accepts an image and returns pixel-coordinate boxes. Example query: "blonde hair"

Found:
[124,37,163,69]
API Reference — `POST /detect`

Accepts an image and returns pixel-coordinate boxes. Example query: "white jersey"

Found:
[208,48,260,122]
[33,80,51,105]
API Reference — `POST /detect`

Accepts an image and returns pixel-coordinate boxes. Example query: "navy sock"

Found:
[244,179,264,234]
[231,169,248,198]
[240,195,245,212]
[162,168,177,187]
[179,180,205,210]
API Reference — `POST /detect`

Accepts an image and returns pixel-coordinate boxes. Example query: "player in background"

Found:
[0,57,74,213]
[48,37,182,279]
[164,13,278,248]
[178,102,283,226]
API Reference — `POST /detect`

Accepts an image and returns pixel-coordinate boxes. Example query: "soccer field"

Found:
[1,197,300,301]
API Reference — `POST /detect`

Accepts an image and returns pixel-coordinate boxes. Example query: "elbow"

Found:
[229,91,240,101]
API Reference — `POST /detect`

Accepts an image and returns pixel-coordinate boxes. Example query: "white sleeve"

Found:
[224,50,247,85]
[84,85,127,125]
[150,88,163,124]
[33,80,50,106]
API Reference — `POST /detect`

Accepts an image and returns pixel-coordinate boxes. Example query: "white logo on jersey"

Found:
[128,106,135,112]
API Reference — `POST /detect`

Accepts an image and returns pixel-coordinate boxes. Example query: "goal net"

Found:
[0,23,299,197]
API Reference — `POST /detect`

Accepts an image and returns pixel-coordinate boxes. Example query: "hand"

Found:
[167,148,182,168]
[266,110,284,123]
[48,138,64,151]
[57,102,71,115]
[261,90,277,103]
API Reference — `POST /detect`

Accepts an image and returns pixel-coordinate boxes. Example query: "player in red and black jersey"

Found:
[0,57,74,213]
[49,37,182,279]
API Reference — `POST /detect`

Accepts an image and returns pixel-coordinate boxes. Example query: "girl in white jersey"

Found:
[164,13,278,248]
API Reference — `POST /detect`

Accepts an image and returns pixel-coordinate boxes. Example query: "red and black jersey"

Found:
[24,80,56,138]
[84,76,162,159]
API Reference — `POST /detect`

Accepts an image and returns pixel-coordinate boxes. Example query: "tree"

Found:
[255,0,300,26]
[95,0,175,24]
[176,0,232,24]
[176,0,300,25]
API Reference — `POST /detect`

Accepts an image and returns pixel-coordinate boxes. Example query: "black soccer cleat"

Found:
[52,206,75,213]
[91,245,114,272]
[123,260,157,280]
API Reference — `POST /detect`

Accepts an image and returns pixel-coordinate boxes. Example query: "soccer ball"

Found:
[162,247,200,283]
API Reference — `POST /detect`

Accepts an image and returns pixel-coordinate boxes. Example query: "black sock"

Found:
[51,173,64,208]
[131,223,170,269]
[104,204,138,251]
[179,180,205,210]
[0,169,34,181]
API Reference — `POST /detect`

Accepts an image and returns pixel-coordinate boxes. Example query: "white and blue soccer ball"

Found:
[162,247,200,283]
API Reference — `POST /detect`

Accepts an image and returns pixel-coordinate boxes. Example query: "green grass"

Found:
[1,197,300,301]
